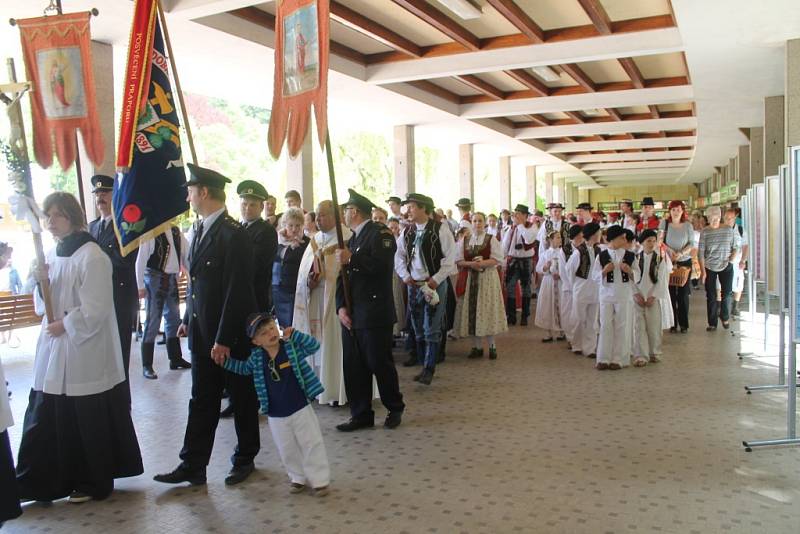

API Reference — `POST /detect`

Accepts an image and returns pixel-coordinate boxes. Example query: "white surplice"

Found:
[293,226,352,406]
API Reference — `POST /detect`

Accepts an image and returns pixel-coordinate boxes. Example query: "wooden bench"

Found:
[0,293,39,332]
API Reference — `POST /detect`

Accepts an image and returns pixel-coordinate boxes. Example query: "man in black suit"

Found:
[88,174,138,405]
[154,163,259,487]
[334,189,405,432]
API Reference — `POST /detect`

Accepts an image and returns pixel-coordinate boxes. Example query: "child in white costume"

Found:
[557,225,584,352]
[592,225,637,370]
[633,230,673,365]
[566,223,602,358]
[535,231,563,342]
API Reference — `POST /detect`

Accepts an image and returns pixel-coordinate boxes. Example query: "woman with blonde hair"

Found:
[273,207,310,327]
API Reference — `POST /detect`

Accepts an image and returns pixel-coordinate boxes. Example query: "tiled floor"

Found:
[2,290,800,533]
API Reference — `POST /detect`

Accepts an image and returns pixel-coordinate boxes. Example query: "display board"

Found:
[767,175,781,295]
[781,165,791,305]
[792,147,800,340]
[753,183,766,282]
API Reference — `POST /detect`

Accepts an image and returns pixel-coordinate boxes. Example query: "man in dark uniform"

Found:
[335,189,405,432]
[88,174,138,405]
[220,179,278,419]
[154,163,259,487]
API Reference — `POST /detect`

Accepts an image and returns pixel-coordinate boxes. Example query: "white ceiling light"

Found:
[435,0,483,20]
[581,108,605,117]
[530,65,561,83]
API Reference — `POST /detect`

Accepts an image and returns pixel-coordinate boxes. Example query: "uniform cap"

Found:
[91,174,113,192]
[185,163,231,189]
[344,188,378,213]
[237,180,268,200]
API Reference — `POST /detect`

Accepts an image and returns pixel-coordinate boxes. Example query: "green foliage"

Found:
[323,131,393,204]
[50,166,78,197]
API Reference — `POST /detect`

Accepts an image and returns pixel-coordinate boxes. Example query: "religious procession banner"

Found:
[15,11,104,170]
[114,0,188,256]
[268,0,330,159]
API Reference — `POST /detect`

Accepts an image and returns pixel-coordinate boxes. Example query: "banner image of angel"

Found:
[36,47,87,119]
[283,3,319,97]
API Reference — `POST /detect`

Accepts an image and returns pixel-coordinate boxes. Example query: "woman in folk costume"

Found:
[632,230,674,366]
[16,193,143,504]
[557,225,584,353]
[535,231,564,343]
[293,201,352,406]
[454,212,507,360]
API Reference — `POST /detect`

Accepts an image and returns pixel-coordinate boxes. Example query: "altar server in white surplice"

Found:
[632,230,673,366]
[293,200,352,406]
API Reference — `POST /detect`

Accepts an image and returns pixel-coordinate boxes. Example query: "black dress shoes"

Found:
[220,403,235,419]
[418,368,434,385]
[384,411,402,429]
[143,366,158,380]
[153,465,206,486]
[336,418,374,432]
[403,353,419,367]
[170,358,192,370]
[224,463,255,486]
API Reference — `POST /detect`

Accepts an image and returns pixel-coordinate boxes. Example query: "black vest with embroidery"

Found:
[598,249,636,283]
[545,218,571,256]
[637,251,660,285]
[563,241,574,261]
[575,243,592,279]
[147,227,182,273]
[404,219,444,277]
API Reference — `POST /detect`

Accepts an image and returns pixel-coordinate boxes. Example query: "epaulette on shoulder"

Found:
[224,215,242,228]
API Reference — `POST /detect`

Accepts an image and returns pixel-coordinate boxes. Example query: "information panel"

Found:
[753,183,766,282]
[767,175,780,295]
[792,147,800,340]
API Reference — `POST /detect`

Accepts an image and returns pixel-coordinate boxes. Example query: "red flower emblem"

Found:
[122,204,142,223]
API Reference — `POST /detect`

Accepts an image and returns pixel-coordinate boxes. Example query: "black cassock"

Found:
[89,217,138,404]
[336,220,405,423]
[179,213,259,470]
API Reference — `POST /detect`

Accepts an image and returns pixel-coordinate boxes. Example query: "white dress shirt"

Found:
[501,223,538,259]
[135,228,189,289]
[395,220,457,285]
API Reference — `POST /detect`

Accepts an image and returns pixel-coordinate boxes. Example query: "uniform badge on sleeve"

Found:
[383,238,392,249]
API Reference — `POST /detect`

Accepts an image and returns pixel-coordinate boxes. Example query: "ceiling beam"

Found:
[575,0,612,35]
[589,167,688,177]
[460,83,693,119]
[504,69,549,97]
[516,115,550,127]
[618,57,645,89]
[330,1,422,57]
[565,111,586,124]
[391,0,481,51]
[547,136,697,153]
[581,159,691,171]
[516,116,698,139]
[561,63,596,92]
[485,0,545,43]
[404,80,462,105]
[649,105,661,118]
[455,75,506,100]
[605,108,622,121]
[365,26,684,84]
[566,149,695,163]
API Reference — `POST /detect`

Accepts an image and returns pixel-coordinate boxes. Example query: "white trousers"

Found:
[597,301,633,366]
[573,303,599,355]
[634,303,663,358]
[268,404,330,488]
[560,290,574,342]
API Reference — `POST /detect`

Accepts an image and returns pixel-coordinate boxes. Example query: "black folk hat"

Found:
[606,224,626,241]
[401,193,435,210]
[386,196,402,204]
[638,229,658,243]
[642,196,655,206]
[582,222,601,240]
[344,188,378,213]
[185,163,231,189]
[455,197,472,208]
[568,225,583,240]
[547,202,564,210]
[237,180,268,200]
[576,202,593,211]
[90,174,114,192]
[513,203,530,215]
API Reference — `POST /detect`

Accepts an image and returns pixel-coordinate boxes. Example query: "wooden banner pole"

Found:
[325,132,353,316]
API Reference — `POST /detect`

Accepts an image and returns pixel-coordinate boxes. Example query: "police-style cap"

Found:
[237,180,268,200]
[513,204,530,215]
[386,196,401,204]
[185,163,231,189]
[91,174,113,192]
[582,222,601,240]
[245,311,276,338]
[568,225,583,240]
[401,193,434,209]
[576,202,593,211]
[344,188,377,213]
[638,229,657,243]
[606,225,625,242]
[455,197,472,208]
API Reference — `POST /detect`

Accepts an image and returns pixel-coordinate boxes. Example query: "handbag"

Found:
[668,266,691,287]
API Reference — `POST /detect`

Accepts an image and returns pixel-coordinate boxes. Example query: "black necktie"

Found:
[100,219,106,235]
[191,222,204,257]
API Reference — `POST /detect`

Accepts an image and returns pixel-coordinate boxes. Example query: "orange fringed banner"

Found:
[267,0,329,159]
[16,11,104,170]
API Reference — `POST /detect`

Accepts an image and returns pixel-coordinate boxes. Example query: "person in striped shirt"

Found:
[698,206,739,331]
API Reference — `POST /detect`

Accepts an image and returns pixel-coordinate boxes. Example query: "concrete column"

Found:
[729,157,737,183]
[498,156,511,210]
[525,165,536,208]
[750,127,764,185]
[544,172,553,205]
[557,178,566,205]
[393,125,415,197]
[286,127,313,209]
[578,188,589,204]
[77,41,115,221]
[738,145,750,191]
[787,39,800,147]
[764,95,785,177]
[458,144,474,200]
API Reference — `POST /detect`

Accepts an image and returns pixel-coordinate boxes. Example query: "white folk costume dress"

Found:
[566,243,600,356]
[453,232,507,338]
[557,241,578,348]
[15,233,143,501]
[293,225,353,406]
[536,218,570,271]
[633,250,673,359]
[534,248,561,332]
[591,247,638,366]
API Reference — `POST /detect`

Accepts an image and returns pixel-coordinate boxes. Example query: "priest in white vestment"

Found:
[293,200,352,406]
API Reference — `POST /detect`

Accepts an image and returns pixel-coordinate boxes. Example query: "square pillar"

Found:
[787,39,800,147]
[729,157,737,183]
[525,165,536,208]
[557,178,566,205]
[738,145,750,191]
[393,125,415,197]
[544,172,553,206]
[459,144,474,201]
[764,95,785,177]
[287,127,313,210]
[750,127,764,185]
[498,156,511,210]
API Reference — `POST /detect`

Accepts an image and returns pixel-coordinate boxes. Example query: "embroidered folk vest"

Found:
[637,251,660,285]
[404,219,444,276]
[147,227,182,272]
[598,249,636,283]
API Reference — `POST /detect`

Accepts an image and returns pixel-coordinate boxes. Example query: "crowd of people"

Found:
[0,165,747,523]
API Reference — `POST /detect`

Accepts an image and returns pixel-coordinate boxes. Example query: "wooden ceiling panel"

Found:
[574,58,630,84]
[336,0,453,46]
[329,21,396,55]
[429,77,482,97]
[633,52,688,79]
[656,102,693,112]
[600,0,673,22]
[618,105,652,115]
[512,0,592,30]
[475,71,528,93]
[438,1,520,39]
